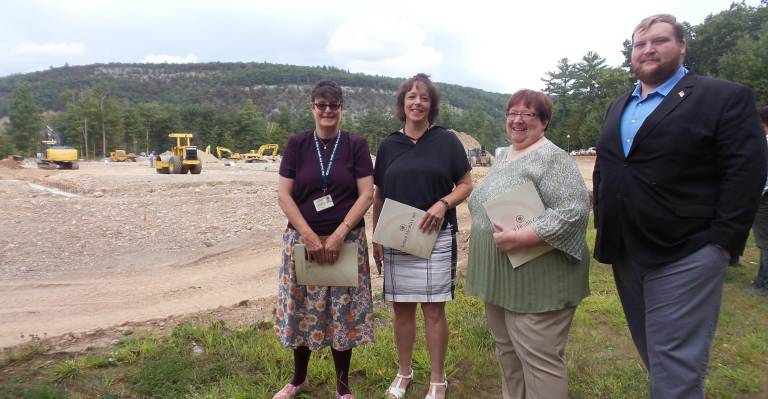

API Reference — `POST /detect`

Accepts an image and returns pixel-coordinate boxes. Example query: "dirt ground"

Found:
[0,156,595,353]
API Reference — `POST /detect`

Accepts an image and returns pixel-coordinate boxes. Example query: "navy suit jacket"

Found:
[593,73,767,266]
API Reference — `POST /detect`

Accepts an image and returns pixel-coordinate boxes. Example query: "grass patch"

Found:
[1,224,767,398]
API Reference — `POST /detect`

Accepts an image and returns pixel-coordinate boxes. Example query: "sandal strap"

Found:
[425,375,448,399]
[386,369,414,399]
[396,368,414,379]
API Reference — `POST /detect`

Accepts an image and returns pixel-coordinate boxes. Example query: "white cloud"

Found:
[326,17,443,78]
[141,53,199,64]
[13,42,85,56]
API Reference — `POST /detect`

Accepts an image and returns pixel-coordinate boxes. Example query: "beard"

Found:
[632,58,681,86]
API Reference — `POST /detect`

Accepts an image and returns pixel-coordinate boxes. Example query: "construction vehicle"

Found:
[204,145,242,160]
[215,146,242,160]
[109,149,137,162]
[468,147,492,167]
[37,126,79,170]
[242,144,280,162]
[154,133,202,174]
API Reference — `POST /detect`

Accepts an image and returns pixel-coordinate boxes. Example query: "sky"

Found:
[0,0,762,94]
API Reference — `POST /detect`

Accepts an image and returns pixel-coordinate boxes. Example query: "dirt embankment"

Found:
[0,160,287,350]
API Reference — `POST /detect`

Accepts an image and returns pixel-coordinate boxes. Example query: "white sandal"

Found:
[424,374,448,399]
[385,368,414,399]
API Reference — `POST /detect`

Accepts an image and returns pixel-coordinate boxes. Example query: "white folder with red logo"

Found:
[483,181,553,268]
[373,198,439,259]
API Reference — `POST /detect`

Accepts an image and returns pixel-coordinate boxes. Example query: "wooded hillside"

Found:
[0,63,508,157]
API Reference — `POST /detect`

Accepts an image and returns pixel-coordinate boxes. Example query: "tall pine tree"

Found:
[7,82,43,155]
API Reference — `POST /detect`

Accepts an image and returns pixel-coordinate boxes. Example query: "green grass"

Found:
[1,227,767,398]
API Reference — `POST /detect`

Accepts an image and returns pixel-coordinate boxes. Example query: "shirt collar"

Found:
[630,66,688,99]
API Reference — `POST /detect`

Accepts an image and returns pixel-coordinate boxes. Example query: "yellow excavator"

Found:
[37,126,79,170]
[216,146,242,160]
[205,145,242,160]
[242,144,279,162]
[154,133,202,174]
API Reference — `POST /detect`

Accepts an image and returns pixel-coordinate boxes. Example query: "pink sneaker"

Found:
[272,378,308,399]
[335,393,355,399]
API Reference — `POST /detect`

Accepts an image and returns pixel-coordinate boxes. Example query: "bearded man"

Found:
[592,14,766,399]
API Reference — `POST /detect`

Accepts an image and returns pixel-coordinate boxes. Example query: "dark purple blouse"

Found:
[279,131,374,235]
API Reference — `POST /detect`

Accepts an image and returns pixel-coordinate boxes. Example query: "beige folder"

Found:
[483,181,553,268]
[293,243,358,287]
[372,198,439,259]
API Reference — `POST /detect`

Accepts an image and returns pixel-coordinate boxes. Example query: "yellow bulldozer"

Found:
[242,144,279,162]
[37,126,79,170]
[109,149,137,162]
[154,133,202,174]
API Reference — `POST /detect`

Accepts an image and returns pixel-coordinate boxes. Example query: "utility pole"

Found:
[99,95,106,159]
[83,116,88,161]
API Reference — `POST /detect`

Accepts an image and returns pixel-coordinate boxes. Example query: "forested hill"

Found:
[0,62,511,157]
[0,62,507,118]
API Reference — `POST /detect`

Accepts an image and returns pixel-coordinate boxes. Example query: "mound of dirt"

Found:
[0,158,22,169]
[197,149,220,163]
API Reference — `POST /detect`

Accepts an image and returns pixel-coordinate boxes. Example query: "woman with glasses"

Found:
[372,73,473,399]
[465,89,590,399]
[273,80,375,399]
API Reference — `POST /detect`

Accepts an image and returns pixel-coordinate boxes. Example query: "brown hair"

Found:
[506,89,552,128]
[311,80,343,103]
[632,14,685,43]
[395,73,440,123]
[760,105,768,126]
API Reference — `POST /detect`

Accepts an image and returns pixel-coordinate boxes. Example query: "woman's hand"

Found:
[419,200,448,234]
[302,230,325,263]
[322,232,344,264]
[372,243,383,274]
[492,223,522,252]
[492,223,545,253]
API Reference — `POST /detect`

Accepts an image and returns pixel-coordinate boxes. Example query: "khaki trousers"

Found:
[485,303,576,399]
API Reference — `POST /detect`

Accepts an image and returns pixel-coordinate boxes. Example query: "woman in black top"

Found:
[372,73,473,399]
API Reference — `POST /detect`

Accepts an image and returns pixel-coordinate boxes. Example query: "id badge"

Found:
[313,194,334,212]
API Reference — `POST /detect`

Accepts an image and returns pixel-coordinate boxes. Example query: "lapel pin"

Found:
[678,90,685,98]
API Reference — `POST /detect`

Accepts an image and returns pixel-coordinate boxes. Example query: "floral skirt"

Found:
[273,226,374,351]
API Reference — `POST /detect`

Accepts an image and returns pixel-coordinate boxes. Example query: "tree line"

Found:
[1,1,765,159]
[0,81,508,159]
[542,1,767,151]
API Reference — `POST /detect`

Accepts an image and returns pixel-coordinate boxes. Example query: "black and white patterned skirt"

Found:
[382,225,457,302]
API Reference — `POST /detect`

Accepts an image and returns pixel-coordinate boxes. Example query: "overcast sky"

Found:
[1,0,761,94]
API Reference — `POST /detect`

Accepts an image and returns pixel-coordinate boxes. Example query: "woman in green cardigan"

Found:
[465,89,590,399]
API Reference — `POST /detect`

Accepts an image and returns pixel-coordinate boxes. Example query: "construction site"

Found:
[0,149,595,352]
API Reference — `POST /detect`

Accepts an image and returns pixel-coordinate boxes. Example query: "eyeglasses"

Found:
[506,111,538,121]
[313,102,342,111]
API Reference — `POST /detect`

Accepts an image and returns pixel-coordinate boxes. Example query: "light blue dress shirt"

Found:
[620,66,688,156]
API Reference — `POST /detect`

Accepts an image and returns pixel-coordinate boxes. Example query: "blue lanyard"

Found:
[313,130,341,192]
